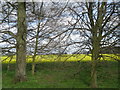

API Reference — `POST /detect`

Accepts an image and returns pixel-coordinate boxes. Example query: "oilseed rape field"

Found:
[1,54,119,63]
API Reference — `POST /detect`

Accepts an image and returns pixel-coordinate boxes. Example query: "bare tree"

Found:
[0,1,27,82]
[26,2,69,74]
[67,2,120,88]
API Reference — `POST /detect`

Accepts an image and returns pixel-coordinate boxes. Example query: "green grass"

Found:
[2,61,119,88]
[1,54,119,88]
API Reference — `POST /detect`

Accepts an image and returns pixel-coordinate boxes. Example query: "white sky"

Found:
[0,1,119,55]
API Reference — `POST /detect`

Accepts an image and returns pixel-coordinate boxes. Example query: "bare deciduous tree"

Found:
[67,2,119,88]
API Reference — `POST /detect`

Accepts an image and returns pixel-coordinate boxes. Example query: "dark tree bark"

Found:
[14,2,27,82]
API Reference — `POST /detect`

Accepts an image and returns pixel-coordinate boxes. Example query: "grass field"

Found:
[1,54,119,88]
[2,61,118,88]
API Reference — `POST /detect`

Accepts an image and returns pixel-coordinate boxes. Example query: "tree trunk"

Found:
[32,20,40,75]
[91,56,98,88]
[31,2,44,75]
[14,2,27,83]
[32,56,36,75]
[90,37,100,88]
[32,64,35,75]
